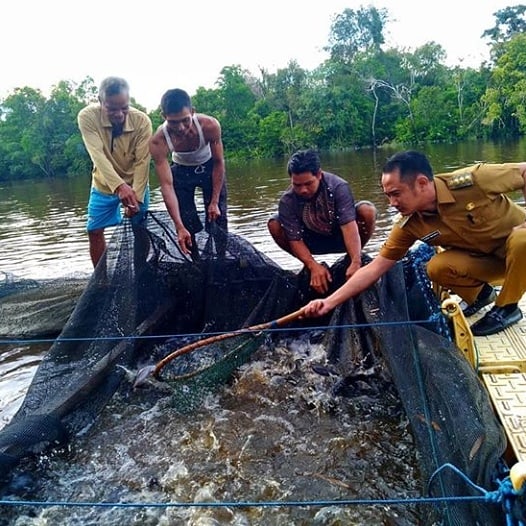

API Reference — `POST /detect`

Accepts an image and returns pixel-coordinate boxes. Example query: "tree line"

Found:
[1,4,525,181]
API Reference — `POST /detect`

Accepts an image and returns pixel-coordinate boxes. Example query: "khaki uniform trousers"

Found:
[426,228,526,306]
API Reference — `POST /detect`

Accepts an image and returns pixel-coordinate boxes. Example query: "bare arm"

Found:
[203,116,225,221]
[340,220,362,279]
[303,255,397,317]
[149,132,192,253]
[289,239,332,294]
[520,162,526,205]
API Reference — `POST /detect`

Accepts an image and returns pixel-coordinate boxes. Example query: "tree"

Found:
[482,33,526,136]
[326,5,387,63]
[450,66,491,138]
[304,62,372,150]
[0,79,94,181]
[483,4,526,41]
[255,61,310,152]
[483,4,526,61]
[212,66,257,156]
[0,87,48,179]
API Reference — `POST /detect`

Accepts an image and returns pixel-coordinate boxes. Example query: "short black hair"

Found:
[382,150,434,183]
[160,89,192,115]
[98,77,129,102]
[287,149,321,176]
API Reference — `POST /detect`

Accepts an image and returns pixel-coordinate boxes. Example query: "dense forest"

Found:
[1,4,526,181]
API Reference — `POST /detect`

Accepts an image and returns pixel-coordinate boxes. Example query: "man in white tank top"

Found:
[149,89,227,254]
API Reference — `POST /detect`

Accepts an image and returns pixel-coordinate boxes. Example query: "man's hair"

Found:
[160,89,192,115]
[382,150,434,184]
[287,149,321,176]
[98,77,129,102]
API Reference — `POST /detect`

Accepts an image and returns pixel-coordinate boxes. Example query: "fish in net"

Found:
[0,211,514,524]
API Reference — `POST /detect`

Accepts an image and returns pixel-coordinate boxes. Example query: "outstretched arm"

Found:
[149,133,192,253]
[303,255,397,317]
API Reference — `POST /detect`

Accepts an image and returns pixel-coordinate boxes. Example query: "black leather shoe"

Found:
[461,285,496,317]
[471,305,523,336]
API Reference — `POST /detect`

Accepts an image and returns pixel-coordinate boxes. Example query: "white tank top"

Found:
[162,115,212,166]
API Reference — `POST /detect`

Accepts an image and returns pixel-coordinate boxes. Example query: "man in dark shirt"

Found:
[268,149,377,294]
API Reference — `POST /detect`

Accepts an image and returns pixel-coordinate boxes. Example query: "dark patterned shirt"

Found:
[278,172,356,241]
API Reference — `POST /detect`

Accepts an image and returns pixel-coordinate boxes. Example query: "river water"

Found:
[1,141,525,525]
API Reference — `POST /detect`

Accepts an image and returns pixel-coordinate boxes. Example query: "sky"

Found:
[1,0,515,112]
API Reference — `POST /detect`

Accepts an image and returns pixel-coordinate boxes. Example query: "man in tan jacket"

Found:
[304,150,526,336]
[78,77,152,267]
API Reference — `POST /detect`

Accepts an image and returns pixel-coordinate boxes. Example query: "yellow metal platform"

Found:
[470,293,526,462]
[473,302,526,374]
[482,372,526,461]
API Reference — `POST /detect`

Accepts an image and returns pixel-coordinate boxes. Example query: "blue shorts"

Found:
[86,187,150,232]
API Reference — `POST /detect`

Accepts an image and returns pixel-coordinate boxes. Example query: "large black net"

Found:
[0,210,509,524]
[0,272,87,338]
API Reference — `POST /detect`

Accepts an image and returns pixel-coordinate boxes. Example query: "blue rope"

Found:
[0,318,444,345]
[429,464,526,526]
[0,494,492,510]
[0,467,522,523]
[403,243,452,340]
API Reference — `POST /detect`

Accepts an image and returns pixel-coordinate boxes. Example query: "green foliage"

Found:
[1,4,526,181]
[148,107,163,132]
[483,33,526,136]
[0,80,95,181]
[410,86,459,141]
[485,4,526,38]
[326,5,387,62]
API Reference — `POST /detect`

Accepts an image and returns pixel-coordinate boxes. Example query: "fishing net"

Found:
[0,211,510,524]
[332,245,507,526]
[0,272,87,338]
[0,211,306,474]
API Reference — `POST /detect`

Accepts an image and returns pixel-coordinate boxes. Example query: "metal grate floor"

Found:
[470,292,526,462]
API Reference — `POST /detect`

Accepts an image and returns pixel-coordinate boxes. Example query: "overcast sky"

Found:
[1,0,513,111]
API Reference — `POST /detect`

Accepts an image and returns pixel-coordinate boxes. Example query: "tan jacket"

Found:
[380,163,526,261]
[78,104,152,201]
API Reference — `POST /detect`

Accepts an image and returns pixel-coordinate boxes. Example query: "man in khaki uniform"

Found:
[302,150,526,336]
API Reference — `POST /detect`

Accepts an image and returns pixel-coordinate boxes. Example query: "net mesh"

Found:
[0,272,87,338]
[0,210,511,524]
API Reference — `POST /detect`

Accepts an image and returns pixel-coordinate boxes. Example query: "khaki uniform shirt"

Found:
[78,104,152,202]
[380,163,526,261]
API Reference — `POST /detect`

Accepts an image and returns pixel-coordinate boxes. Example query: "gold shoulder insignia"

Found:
[446,172,473,189]
[393,213,411,227]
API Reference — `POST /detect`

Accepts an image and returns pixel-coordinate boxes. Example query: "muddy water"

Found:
[2,339,422,525]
